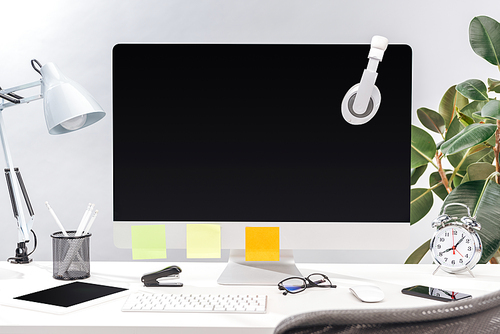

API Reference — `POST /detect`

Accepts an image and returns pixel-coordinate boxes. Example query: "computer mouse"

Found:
[349,285,384,303]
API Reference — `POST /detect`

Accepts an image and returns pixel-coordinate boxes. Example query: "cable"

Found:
[6,229,38,263]
[27,230,38,257]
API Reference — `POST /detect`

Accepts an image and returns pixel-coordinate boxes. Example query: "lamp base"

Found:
[9,242,32,264]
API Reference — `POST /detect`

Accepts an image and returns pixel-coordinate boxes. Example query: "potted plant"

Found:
[408,15,500,264]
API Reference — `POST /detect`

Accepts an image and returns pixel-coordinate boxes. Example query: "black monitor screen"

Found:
[113,44,411,223]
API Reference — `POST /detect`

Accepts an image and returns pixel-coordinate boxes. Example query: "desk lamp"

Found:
[0,59,105,264]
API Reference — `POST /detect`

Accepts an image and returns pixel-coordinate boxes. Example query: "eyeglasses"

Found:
[278,273,336,295]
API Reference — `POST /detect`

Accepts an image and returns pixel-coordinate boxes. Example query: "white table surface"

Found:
[1,261,500,334]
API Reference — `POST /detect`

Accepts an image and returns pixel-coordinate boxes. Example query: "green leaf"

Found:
[410,188,434,225]
[439,85,469,129]
[445,117,467,170]
[440,123,497,156]
[453,174,463,187]
[411,125,436,169]
[405,239,430,264]
[441,180,500,263]
[481,100,500,120]
[429,170,452,201]
[461,100,489,119]
[411,164,427,186]
[417,107,445,135]
[472,111,497,124]
[456,79,489,101]
[448,144,495,173]
[457,111,475,127]
[464,100,494,124]
[445,117,465,141]
[466,162,497,181]
[469,16,500,66]
[488,78,500,93]
[463,146,495,169]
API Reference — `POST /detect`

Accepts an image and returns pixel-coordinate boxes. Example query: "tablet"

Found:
[3,281,129,314]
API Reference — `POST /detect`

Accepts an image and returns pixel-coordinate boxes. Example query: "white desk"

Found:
[1,261,500,334]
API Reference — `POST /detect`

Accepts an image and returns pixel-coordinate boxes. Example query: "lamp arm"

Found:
[0,110,31,244]
[3,167,34,232]
[0,80,42,110]
[4,169,20,218]
[0,78,42,264]
[14,168,34,217]
[0,93,20,104]
[0,85,24,104]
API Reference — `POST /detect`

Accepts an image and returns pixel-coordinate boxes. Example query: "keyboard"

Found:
[122,292,267,313]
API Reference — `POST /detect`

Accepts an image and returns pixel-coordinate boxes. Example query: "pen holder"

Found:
[51,231,91,280]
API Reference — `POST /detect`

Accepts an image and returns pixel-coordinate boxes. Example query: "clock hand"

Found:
[449,228,455,255]
[440,289,459,300]
[440,289,454,298]
[455,235,466,247]
[449,235,466,257]
[442,247,454,253]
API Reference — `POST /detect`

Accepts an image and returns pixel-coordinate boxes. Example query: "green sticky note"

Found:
[131,225,167,260]
[245,227,280,261]
[186,224,221,258]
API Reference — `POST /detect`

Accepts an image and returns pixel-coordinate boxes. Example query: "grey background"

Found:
[0,0,498,263]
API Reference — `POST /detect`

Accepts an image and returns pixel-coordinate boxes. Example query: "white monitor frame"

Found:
[113,221,409,251]
[112,42,412,285]
[114,221,409,285]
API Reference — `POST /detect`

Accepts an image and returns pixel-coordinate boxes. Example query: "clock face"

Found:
[431,225,478,269]
[429,287,471,301]
[430,287,456,299]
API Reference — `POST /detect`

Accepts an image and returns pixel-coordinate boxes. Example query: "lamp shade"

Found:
[41,62,105,135]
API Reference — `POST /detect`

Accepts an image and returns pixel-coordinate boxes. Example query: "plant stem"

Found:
[435,151,452,193]
[447,149,471,187]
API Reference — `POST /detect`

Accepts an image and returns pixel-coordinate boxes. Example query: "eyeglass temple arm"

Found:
[306,278,336,288]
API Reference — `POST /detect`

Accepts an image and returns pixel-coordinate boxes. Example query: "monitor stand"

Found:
[217,249,302,285]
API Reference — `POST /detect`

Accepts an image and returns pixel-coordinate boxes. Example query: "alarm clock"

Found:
[430,203,482,277]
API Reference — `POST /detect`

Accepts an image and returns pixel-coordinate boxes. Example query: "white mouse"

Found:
[349,285,384,303]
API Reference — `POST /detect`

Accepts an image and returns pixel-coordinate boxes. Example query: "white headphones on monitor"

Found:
[341,36,389,125]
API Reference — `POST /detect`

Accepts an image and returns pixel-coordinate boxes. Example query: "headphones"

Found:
[341,35,389,125]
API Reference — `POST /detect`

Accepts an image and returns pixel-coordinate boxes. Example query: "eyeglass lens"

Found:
[281,278,306,293]
[307,274,330,286]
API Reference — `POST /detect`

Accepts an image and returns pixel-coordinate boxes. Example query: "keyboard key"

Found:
[122,292,267,314]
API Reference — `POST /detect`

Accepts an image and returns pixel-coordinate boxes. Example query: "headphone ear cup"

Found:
[341,84,381,125]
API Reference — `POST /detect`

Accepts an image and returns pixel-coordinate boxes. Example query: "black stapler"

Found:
[141,265,183,287]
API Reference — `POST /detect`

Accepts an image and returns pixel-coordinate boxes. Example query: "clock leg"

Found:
[466,266,475,278]
[432,265,441,275]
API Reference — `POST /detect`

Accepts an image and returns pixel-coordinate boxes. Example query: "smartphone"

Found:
[402,285,472,302]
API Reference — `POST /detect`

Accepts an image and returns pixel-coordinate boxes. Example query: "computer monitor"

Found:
[112,43,412,285]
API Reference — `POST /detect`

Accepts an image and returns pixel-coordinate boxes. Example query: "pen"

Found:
[83,210,98,235]
[76,203,94,236]
[45,202,68,237]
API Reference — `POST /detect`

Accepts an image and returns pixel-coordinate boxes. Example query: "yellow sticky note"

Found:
[186,224,221,258]
[131,225,167,260]
[245,227,280,261]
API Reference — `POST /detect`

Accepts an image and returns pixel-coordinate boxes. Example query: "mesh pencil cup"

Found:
[51,231,91,280]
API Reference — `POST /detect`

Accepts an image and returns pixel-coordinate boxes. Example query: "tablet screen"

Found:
[14,282,128,308]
